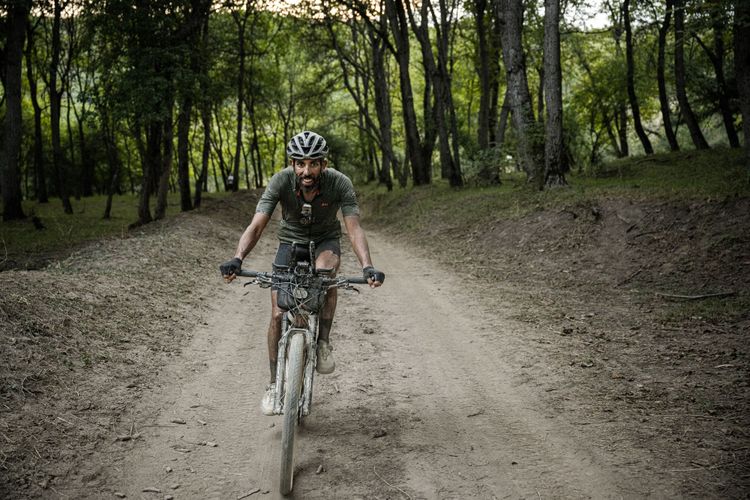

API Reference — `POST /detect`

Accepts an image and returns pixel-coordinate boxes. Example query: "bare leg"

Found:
[267,290,283,383]
[318,288,337,343]
[316,250,340,343]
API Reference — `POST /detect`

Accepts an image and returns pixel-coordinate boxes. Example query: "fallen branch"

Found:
[373,466,412,500]
[631,230,661,239]
[616,266,645,286]
[655,291,736,301]
[616,213,632,225]
[237,488,261,499]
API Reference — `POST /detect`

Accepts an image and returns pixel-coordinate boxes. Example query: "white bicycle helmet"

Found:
[286,131,329,160]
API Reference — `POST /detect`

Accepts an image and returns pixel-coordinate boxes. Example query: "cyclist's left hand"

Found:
[363,266,385,288]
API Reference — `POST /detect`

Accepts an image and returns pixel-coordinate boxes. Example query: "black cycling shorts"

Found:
[272,239,340,271]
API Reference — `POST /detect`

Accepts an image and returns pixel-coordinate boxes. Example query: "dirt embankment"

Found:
[0,190,748,498]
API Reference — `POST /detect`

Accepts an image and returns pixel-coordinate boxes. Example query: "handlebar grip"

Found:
[237,270,266,278]
[344,277,369,284]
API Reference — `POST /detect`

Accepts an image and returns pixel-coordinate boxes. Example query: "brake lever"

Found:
[341,283,361,293]
[244,278,273,288]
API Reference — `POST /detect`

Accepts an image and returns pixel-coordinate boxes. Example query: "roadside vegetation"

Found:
[362,146,749,228]
[4,147,747,270]
[0,191,229,270]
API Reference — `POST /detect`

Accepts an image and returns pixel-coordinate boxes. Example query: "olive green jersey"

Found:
[255,167,360,244]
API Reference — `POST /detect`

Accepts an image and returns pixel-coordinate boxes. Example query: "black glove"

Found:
[219,257,243,276]
[363,266,385,284]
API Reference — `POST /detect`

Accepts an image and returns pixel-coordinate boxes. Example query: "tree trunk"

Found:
[658,0,680,151]
[24,20,49,203]
[712,14,739,148]
[50,0,73,214]
[63,94,77,200]
[674,0,709,149]
[475,0,491,150]
[177,96,193,211]
[612,25,630,158]
[137,120,159,226]
[409,2,438,183]
[735,0,750,169]
[155,104,174,220]
[495,88,510,148]
[385,0,430,185]
[76,105,94,196]
[694,4,739,148]
[102,110,121,220]
[617,103,629,157]
[232,8,250,193]
[543,0,566,186]
[499,0,543,187]
[212,105,229,190]
[371,17,395,191]
[536,66,544,124]
[248,90,264,188]
[488,4,502,143]
[2,0,31,220]
[624,0,653,155]
[603,111,623,157]
[417,0,462,187]
[194,13,211,208]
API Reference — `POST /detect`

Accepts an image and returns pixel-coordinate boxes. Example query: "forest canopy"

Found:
[1,0,748,224]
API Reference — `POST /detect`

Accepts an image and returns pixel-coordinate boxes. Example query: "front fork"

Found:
[272,312,319,416]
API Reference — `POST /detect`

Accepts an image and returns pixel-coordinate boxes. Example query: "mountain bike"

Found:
[236,243,367,495]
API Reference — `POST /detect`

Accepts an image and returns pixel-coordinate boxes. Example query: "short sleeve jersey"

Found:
[255,167,360,244]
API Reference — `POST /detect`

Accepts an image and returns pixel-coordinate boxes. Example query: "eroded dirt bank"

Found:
[1,190,748,498]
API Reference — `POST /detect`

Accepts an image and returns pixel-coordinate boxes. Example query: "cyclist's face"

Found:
[293,158,326,192]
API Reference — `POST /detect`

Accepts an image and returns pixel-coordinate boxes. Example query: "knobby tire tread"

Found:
[280,333,305,495]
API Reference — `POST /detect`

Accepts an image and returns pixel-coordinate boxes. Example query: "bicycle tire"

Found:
[280,332,305,495]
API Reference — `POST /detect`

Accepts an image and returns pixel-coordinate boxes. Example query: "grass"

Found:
[359,147,749,229]
[0,191,229,268]
[576,147,749,199]
[661,294,750,325]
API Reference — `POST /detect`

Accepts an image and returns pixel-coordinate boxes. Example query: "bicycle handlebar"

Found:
[236,269,369,285]
[236,269,270,279]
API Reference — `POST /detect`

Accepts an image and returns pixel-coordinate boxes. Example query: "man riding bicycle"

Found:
[220,130,385,415]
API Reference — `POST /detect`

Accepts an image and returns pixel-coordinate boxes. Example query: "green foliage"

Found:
[1,0,745,220]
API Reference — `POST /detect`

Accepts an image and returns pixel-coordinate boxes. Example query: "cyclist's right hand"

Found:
[362,266,385,287]
[219,257,243,282]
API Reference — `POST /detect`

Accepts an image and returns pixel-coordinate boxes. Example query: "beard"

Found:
[298,174,321,193]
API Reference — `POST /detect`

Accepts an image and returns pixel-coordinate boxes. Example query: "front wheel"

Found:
[280,333,305,495]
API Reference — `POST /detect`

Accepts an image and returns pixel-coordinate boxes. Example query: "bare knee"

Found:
[316,250,340,276]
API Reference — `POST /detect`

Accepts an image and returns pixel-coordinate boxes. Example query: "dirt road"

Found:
[52,226,683,500]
